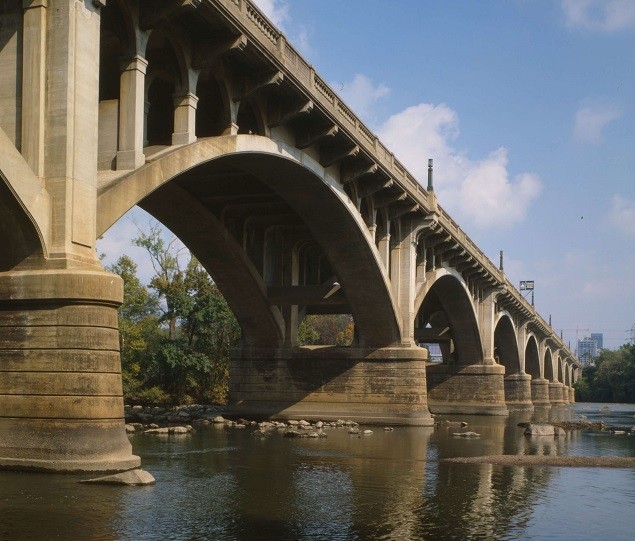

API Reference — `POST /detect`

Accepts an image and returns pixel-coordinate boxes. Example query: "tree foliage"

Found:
[574,344,635,403]
[109,227,240,406]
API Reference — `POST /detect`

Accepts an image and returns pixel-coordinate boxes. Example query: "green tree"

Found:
[298,314,354,346]
[107,255,161,397]
[123,225,240,405]
[575,344,635,403]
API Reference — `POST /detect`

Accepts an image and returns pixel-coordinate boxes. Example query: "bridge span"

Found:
[0,0,580,473]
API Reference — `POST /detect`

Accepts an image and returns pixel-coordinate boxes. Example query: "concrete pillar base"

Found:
[530,378,551,407]
[504,373,534,410]
[426,362,508,416]
[549,382,565,405]
[569,387,576,403]
[0,270,140,473]
[228,346,435,426]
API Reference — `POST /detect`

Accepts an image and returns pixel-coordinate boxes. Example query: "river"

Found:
[1,403,634,541]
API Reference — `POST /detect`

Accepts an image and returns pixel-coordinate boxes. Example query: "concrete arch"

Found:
[544,348,555,382]
[557,356,564,384]
[0,129,50,260]
[145,25,190,95]
[414,269,483,366]
[97,135,402,347]
[494,313,520,374]
[525,334,540,379]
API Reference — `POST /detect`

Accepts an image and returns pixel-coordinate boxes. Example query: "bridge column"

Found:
[504,322,533,409]
[427,287,508,415]
[172,92,198,145]
[0,0,138,473]
[504,373,534,410]
[548,382,565,405]
[117,55,148,170]
[228,346,434,426]
[0,270,139,472]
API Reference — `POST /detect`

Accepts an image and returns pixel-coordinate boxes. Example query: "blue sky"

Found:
[99,0,635,349]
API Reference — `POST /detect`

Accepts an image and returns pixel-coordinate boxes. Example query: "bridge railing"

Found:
[218,0,434,212]
[216,0,579,366]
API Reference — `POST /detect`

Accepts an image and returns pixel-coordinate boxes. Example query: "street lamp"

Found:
[520,280,534,306]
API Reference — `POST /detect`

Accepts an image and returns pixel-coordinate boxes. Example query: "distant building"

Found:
[577,336,598,364]
[590,333,603,350]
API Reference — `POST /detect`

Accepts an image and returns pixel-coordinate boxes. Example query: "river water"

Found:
[1,403,634,541]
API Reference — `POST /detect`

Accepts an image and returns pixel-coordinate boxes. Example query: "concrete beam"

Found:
[233,70,284,102]
[320,144,360,168]
[267,282,342,305]
[374,190,407,208]
[296,124,338,149]
[139,0,202,30]
[414,326,451,342]
[192,34,248,70]
[268,100,314,128]
[341,162,378,184]
[388,201,419,221]
[357,177,393,198]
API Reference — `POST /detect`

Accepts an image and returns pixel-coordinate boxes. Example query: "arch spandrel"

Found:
[97,135,402,347]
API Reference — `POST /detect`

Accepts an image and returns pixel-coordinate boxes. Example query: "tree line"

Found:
[108,225,353,406]
[574,343,635,403]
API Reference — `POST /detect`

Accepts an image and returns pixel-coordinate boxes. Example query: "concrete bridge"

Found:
[0,0,581,473]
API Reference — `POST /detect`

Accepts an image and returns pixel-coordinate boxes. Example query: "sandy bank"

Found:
[442,455,635,468]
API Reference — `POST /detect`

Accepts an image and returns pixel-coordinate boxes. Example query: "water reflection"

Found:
[1,404,634,540]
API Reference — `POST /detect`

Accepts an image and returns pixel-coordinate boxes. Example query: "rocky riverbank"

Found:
[124,404,375,437]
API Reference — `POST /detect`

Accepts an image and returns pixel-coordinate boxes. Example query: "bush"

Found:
[132,386,171,407]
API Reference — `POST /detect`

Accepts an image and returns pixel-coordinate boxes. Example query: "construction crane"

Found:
[559,327,590,345]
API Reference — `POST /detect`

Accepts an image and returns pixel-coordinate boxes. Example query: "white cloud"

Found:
[573,104,622,143]
[250,0,290,30]
[377,102,541,230]
[339,74,390,126]
[610,195,635,236]
[562,0,635,31]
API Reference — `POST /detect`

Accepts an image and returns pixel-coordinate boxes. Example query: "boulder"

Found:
[524,424,556,436]
[125,424,136,433]
[81,469,156,486]
[145,427,169,434]
[348,427,360,435]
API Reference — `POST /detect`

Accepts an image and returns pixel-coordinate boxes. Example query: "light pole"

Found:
[519,280,534,306]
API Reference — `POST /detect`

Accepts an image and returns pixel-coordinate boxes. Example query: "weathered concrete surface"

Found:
[228,346,434,426]
[549,382,566,405]
[504,373,534,410]
[0,270,140,473]
[426,363,508,415]
[530,378,551,407]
